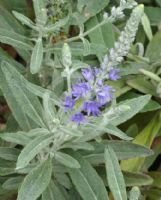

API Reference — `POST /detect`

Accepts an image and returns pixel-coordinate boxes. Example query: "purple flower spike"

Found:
[83,101,100,116]
[71,112,85,124]
[109,68,121,81]
[72,82,91,99]
[64,96,75,111]
[82,66,94,81]
[96,86,114,105]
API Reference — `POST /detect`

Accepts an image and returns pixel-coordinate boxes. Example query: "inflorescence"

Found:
[63,3,144,125]
[64,66,121,124]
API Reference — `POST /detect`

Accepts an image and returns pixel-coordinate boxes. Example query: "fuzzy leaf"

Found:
[0,147,20,161]
[68,152,108,200]
[0,28,32,50]
[30,37,43,74]
[109,95,151,126]
[16,134,53,169]
[42,180,66,200]
[17,159,52,200]
[105,146,127,200]
[55,152,80,169]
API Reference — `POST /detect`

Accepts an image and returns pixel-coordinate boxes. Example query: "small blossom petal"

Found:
[63,96,75,111]
[72,82,91,99]
[71,112,85,124]
[109,68,121,81]
[96,86,114,105]
[83,101,100,116]
[82,66,94,81]
[94,67,101,76]
[96,79,103,87]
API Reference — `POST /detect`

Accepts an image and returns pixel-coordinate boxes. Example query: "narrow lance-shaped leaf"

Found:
[68,152,109,200]
[0,28,32,50]
[141,13,153,41]
[17,158,52,200]
[108,95,151,126]
[12,11,36,29]
[55,152,80,169]
[42,180,66,200]
[33,0,47,25]
[1,62,46,128]
[0,147,20,161]
[16,134,53,169]
[30,37,43,74]
[105,146,127,200]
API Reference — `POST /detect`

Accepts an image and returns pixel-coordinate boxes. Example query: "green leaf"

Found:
[0,158,15,176]
[0,5,26,34]
[42,180,66,200]
[143,188,161,200]
[54,172,72,189]
[120,62,150,76]
[127,78,157,96]
[68,152,108,200]
[148,172,161,189]
[33,0,47,25]
[0,64,31,131]
[2,176,24,190]
[141,100,161,113]
[105,146,127,200]
[155,0,161,7]
[45,42,107,56]
[124,171,153,187]
[1,62,46,128]
[0,28,32,50]
[105,124,132,140]
[0,0,29,15]
[25,81,62,107]
[129,187,140,200]
[17,159,52,200]
[141,13,153,41]
[145,31,161,62]
[145,7,161,26]
[86,15,115,48]
[109,95,151,126]
[0,147,20,161]
[0,48,25,73]
[84,140,153,165]
[16,134,53,169]
[121,114,161,172]
[55,152,80,169]
[77,0,109,21]
[61,142,94,151]
[0,132,31,146]
[12,11,35,29]
[30,37,43,74]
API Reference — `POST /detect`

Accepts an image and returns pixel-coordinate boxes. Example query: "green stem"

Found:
[66,17,114,43]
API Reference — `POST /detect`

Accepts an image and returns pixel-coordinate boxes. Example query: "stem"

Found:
[66,17,114,43]
[67,71,71,93]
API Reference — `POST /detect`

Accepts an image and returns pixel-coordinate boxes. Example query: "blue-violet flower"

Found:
[71,112,85,124]
[83,101,100,116]
[82,66,94,81]
[64,96,75,111]
[72,82,91,99]
[109,68,121,81]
